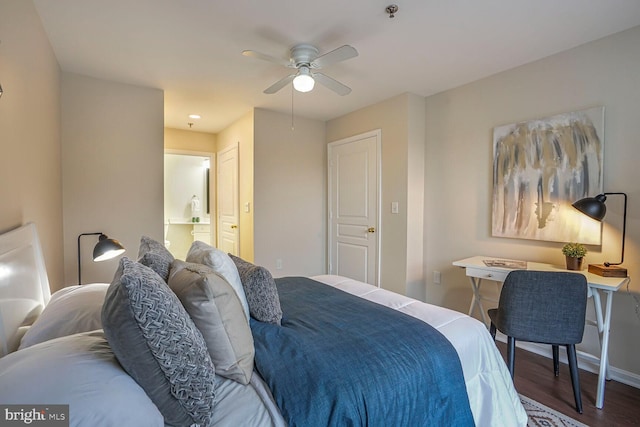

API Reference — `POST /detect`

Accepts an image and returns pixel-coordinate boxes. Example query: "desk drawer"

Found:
[466,267,508,282]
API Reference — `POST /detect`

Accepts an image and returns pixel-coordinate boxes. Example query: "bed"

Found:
[0,223,527,426]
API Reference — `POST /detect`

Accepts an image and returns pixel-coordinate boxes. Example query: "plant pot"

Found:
[565,256,583,271]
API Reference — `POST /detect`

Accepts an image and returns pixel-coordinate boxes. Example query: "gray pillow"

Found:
[229,254,282,325]
[168,260,255,385]
[185,241,250,321]
[102,257,215,427]
[137,235,174,282]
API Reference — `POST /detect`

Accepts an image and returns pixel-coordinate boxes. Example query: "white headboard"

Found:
[0,222,51,357]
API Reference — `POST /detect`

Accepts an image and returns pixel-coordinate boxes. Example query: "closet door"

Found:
[328,130,380,286]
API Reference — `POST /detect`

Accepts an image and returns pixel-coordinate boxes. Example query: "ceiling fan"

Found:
[242,43,358,96]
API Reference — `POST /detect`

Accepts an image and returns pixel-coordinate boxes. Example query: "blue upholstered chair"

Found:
[488,270,588,413]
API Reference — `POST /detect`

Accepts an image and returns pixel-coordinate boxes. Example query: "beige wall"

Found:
[254,109,326,276]
[406,94,426,300]
[61,73,164,288]
[326,93,426,297]
[164,127,216,152]
[424,26,640,378]
[216,110,255,261]
[0,0,64,289]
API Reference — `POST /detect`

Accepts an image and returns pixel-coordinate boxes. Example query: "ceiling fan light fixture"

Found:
[293,67,315,92]
[244,44,357,95]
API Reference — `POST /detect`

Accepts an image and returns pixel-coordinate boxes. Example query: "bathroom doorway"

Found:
[164,150,215,260]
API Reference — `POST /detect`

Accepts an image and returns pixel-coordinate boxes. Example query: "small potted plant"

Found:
[562,242,587,271]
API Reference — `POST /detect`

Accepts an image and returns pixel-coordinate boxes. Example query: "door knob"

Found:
[367,227,376,233]
[231,225,238,229]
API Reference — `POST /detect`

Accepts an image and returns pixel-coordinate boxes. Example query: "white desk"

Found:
[453,255,630,409]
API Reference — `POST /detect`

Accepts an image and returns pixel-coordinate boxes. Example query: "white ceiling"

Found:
[33,0,640,134]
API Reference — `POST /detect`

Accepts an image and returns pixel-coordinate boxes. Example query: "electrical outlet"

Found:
[433,271,441,284]
[276,259,283,270]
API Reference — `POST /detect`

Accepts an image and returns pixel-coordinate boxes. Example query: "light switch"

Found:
[391,202,399,214]
[244,202,250,213]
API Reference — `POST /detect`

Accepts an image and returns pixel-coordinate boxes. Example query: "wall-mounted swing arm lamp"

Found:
[77,232,126,285]
[572,192,628,277]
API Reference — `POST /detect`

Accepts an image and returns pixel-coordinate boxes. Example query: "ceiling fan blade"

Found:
[264,74,295,94]
[313,73,352,96]
[312,45,358,68]
[242,50,291,67]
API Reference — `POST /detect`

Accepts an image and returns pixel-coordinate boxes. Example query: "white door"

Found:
[217,143,239,255]
[328,130,380,285]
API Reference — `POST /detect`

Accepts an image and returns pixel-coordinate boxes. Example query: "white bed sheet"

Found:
[311,274,528,427]
[198,372,283,427]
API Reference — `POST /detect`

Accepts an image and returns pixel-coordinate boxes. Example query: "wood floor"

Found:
[496,342,640,426]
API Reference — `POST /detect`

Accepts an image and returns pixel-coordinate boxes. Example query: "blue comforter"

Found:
[250,277,474,427]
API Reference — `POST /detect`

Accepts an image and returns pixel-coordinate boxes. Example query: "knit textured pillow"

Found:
[137,235,174,282]
[102,257,216,427]
[229,254,282,325]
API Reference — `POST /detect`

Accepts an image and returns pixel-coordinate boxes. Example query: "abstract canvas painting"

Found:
[492,107,604,244]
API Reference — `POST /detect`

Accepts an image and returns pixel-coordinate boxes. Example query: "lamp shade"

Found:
[93,234,126,262]
[78,231,126,285]
[571,192,628,276]
[293,66,315,92]
[572,194,607,221]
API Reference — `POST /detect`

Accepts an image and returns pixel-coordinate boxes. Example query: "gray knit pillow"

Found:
[102,257,216,427]
[229,254,282,325]
[137,236,174,282]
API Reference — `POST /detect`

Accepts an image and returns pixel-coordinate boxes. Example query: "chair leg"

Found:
[489,322,497,340]
[552,345,560,377]
[507,337,516,379]
[566,345,583,414]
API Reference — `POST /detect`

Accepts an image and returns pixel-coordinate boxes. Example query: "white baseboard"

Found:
[495,334,640,390]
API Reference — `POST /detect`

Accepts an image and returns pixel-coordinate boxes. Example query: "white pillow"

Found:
[19,283,109,349]
[0,330,164,427]
[186,241,250,321]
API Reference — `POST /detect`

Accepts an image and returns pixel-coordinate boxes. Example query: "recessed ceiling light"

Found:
[188,114,201,119]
